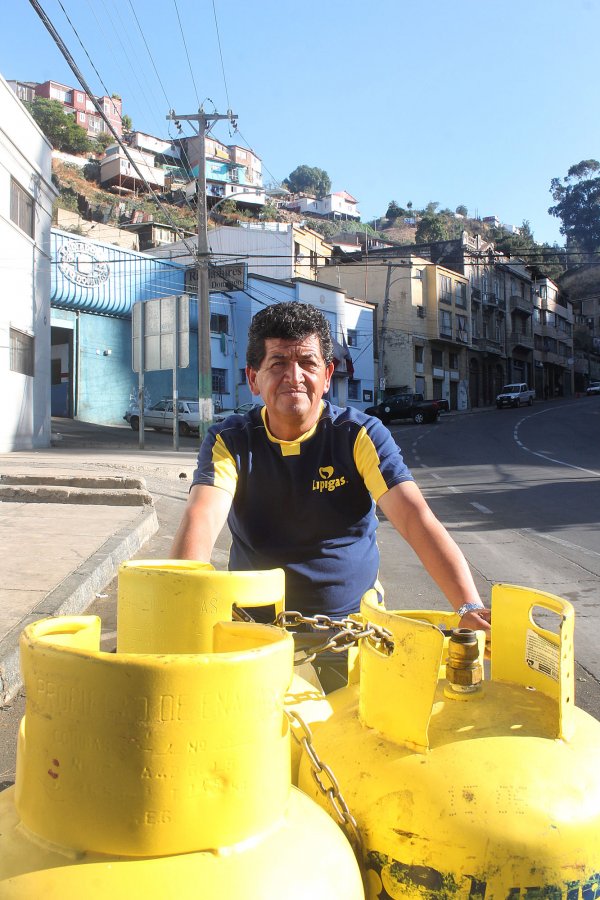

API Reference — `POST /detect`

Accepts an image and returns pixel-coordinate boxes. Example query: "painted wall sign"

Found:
[57,239,110,289]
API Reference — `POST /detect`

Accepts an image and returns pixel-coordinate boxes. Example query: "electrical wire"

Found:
[27,0,199,259]
[211,0,230,111]
[173,0,200,108]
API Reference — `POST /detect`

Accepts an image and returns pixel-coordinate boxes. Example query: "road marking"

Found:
[471,502,493,514]
[514,408,600,476]
[447,485,461,493]
[522,528,600,559]
[430,473,442,480]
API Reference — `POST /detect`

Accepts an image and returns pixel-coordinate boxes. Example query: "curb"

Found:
[0,504,159,705]
[0,485,154,505]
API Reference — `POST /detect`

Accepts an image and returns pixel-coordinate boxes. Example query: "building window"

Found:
[210,312,229,334]
[10,178,34,238]
[239,368,247,384]
[457,315,469,342]
[432,348,444,367]
[439,310,452,337]
[10,327,34,376]
[449,352,458,370]
[439,275,452,303]
[414,345,424,365]
[348,379,360,400]
[455,282,467,307]
[347,329,358,347]
[212,367,228,394]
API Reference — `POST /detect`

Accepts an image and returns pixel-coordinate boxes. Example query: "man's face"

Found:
[246,334,334,437]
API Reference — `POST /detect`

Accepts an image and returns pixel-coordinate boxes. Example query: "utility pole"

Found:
[167,107,237,437]
[378,263,393,401]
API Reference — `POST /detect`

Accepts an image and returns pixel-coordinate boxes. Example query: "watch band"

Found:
[456,602,484,618]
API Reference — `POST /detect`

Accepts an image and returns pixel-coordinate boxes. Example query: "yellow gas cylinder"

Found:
[117,560,335,782]
[297,584,600,899]
[0,615,364,899]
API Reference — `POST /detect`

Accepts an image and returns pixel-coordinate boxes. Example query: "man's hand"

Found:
[459,606,491,633]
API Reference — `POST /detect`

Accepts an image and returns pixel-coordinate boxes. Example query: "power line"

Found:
[211,0,231,111]
[173,0,200,108]
[28,0,198,259]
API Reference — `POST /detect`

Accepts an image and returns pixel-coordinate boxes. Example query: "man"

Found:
[171,301,490,639]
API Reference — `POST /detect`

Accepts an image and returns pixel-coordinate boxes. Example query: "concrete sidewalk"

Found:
[0,472,158,703]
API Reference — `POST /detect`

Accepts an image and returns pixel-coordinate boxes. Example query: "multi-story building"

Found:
[153,223,332,282]
[8,79,122,140]
[558,265,600,391]
[317,255,472,409]
[532,277,574,398]
[177,134,265,210]
[1,74,58,451]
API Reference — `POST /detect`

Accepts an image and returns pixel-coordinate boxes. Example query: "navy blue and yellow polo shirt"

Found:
[192,400,414,618]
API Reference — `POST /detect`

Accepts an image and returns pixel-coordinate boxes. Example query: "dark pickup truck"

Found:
[365,393,440,425]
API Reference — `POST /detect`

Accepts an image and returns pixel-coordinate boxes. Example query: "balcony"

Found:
[473,337,505,355]
[483,292,502,308]
[508,330,534,351]
[510,294,533,315]
[471,286,481,301]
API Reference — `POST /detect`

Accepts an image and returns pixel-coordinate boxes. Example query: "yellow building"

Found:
[317,255,471,409]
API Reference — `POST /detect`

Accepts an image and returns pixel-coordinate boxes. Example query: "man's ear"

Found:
[323,361,335,393]
[246,365,261,397]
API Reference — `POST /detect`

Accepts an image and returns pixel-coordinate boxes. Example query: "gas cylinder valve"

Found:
[445,627,482,695]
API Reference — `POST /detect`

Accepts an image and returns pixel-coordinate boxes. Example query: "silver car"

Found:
[125,399,200,435]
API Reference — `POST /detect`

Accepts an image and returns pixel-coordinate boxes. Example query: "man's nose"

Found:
[284,361,304,383]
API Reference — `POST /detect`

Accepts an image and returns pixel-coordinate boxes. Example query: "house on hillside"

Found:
[8,79,122,140]
[284,191,360,221]
[1,74,58,451]
[177,134,266,211]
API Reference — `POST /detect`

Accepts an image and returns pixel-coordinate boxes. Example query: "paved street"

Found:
[1,402,599,791]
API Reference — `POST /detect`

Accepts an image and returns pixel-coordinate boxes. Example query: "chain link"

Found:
[285,709,365,870]
[231,606,394,661]
[275,610,394,664]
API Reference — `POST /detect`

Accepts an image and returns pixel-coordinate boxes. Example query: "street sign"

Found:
[185,263,245,294]
[132,295,189,373]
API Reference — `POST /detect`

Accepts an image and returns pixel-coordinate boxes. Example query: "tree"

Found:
[425,201,440,215]
[121,114,133,132]
[386,200,403,220]
[285,164,331,198]
[94,131,114,153]
[26,98,90,153]
[415,213,448,243]
[549,159,600,255]
[456,205,468,216]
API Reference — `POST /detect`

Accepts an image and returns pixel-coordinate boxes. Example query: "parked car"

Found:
[586,382,600,396]
[213,402,260,423]
[496,383,535,408]
[365,393,440,425]
[125,399,201,435]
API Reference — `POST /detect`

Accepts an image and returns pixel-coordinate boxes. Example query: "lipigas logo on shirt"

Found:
[312,466,347,493]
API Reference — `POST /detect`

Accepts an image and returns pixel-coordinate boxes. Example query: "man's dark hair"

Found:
[246,301,334,369]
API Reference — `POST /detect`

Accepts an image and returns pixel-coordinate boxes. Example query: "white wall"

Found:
[0,73,57,451]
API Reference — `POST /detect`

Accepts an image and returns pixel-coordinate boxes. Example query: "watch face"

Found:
[58,239,110,288]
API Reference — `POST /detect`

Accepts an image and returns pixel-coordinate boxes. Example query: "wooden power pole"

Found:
[167,107,237,437]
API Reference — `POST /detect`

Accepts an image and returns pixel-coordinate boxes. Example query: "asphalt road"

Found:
[1,402,599,790]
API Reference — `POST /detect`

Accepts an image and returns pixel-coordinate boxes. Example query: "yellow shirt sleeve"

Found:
[211,433,239,496]
[353,426,390,503]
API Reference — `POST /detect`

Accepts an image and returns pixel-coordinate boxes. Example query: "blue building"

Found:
[50,229,375,427]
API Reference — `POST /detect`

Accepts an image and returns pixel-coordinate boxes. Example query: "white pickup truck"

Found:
[496,383,535,409]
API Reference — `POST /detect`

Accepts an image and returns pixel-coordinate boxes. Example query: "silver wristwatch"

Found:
[456,602,484,618]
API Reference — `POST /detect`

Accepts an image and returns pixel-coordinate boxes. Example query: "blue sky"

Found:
[3,0,599,245]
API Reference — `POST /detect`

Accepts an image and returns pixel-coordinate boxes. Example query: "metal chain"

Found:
[285,708,365,870]
[231,606,394,662]
[275,610,394,664]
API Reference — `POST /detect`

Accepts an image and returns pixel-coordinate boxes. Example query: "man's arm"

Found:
[377,480,490,632]
[170,484,233,562]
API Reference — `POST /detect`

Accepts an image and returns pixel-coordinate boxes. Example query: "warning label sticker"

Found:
[525,630,559,681]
